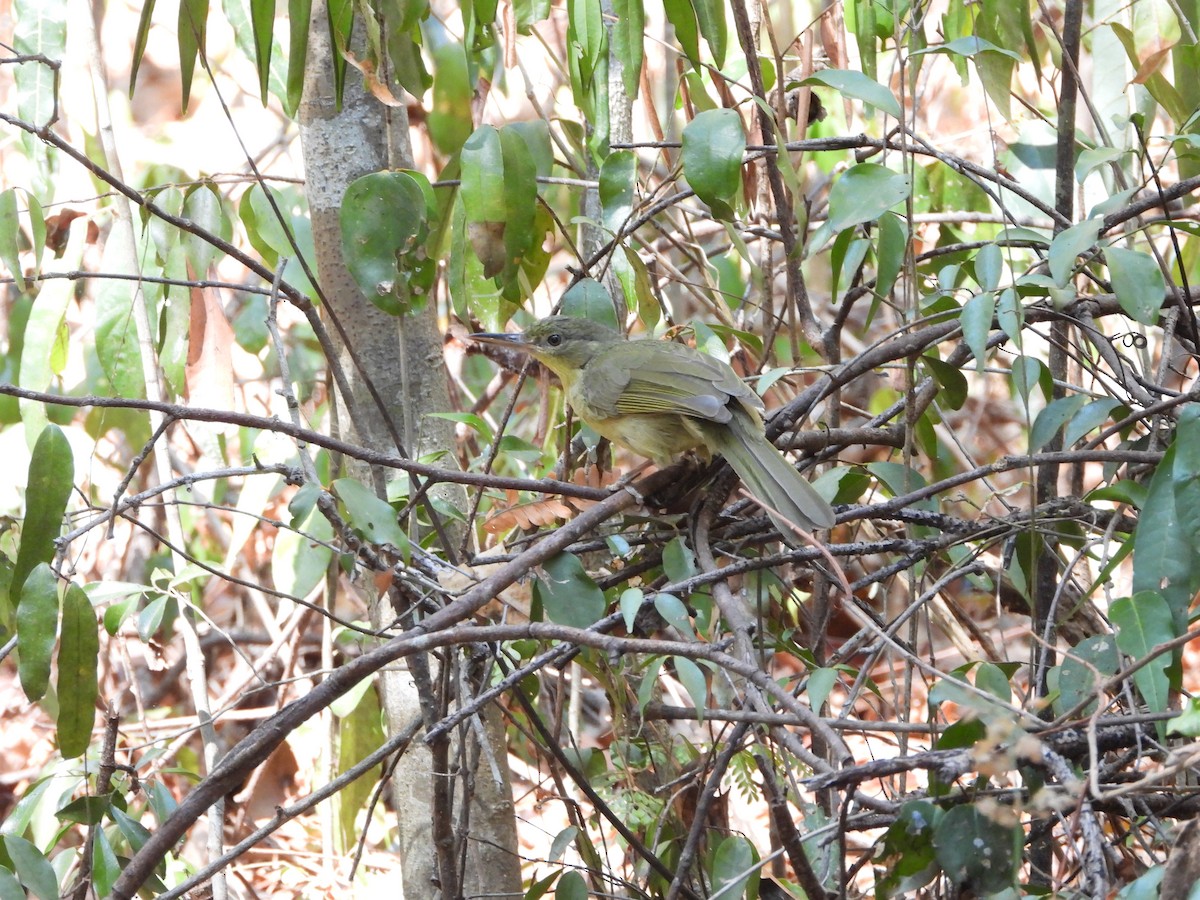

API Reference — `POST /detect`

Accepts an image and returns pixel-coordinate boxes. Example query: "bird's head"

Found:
[470,316,621,381]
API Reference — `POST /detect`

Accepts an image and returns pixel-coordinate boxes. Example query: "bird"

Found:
[470,315,835,539]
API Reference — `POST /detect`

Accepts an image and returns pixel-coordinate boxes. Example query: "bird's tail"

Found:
[704,410,835,540]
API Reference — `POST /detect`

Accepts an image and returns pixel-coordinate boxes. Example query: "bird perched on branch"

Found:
[471,316,835,540]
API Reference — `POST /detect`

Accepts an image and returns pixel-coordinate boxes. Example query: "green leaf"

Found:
[610,0,644,96]
[534,552,605,628]
[1011,355,1044,406]
[662,536,697,583]
[339,171,435,314]
[692,0,726,66]
[996,286,1023,347]
[1132,434,1200,625]
[807,666,838,712]
[801,69,900,118]
[461,126,509,277]
[974,242,1002,291]
[710,834,756,900]
[56,583,99,758]
[13,0,66,132]
[960,291,995,371]
[560,278,619,329]
[681,109,745,221]
[91,829,121,898]
[1055,634,1119,717]
[334,681,384,853]
[875,800,941,896]
[130,0,157,96]
[180,183,229,274]
[555,870,589,900]
[427,28,472,156]
[11,424,73,603]
[16,564,58,702]
[1030,395,1087,452]
[285,0,312,114]
[1107,246,1165,326]
[825,163,912,232]
[653,593,693,636]
[932,805,1019,893]
[673,656,707,721]
[249,0,275,102]
[1111,591,1174,715]
[2,836,58,900]
[922,354,967,411]
[619,587,643,631]
[55,794,110,825]
[332,478,410,555]
[875,211,907,299]
[662,0,700,66]
[600,150,637,233]
[1048,218,1102,286]
[498,124,540,278]
[1063,398,1123,449]
[0,866,23,900]
[915,34,1022,61]
[1168,696,1200,737]
[0,190,27,293]
[178,0,210,113]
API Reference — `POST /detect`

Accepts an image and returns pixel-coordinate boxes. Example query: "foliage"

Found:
[2,0,1200,897]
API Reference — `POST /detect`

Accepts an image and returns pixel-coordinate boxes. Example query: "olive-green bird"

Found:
[471,316,835,538]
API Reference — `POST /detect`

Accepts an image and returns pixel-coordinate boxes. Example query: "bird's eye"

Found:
[546,332,563,347]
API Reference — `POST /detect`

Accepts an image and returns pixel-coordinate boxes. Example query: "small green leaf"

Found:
[1055,635,1119,717]
[1063,398,1123,449]
[1107,246,1165,326]
[922,355,967,410]
[17,564,59,702]
[801,69,900,118]
[599,150,637,233]
[1168,696,1200,737]
[339,171,434,314]
[332,478,409,554]
[807,667,838,712]
[0,189,27,293]
[710,834,756,900]
[534,552,605,628]
[825,163,912,232]
[681,109,745,221]
[3,836,58,900]
[249,0,275,103]
[673,656,707,721]
[1048,218,1102,286]
[285,0,312,114]
[662,0,700,65]
[662,536,697,583]
[1111,591,1174,715]
[1029,395,1088,452]
[692,0,726,66]
[610,0,644,96]
[975,242,1002,291]
[57,583,99,758]
[178,0,211,113]
[875,211,907,299]
[955,290,993,372]
[619,587,643,631]
[915,34,1022,61]
[653,593,693,636]
[560,278,619,329]
[11,424,72,603]
[932,805,1019,893]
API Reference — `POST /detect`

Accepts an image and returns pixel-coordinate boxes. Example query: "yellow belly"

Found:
[581,411,707,465]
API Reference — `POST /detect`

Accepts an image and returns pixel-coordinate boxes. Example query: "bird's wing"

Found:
[580,340,763,423]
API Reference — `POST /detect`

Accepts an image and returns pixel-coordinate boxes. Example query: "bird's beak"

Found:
[470,331,530,349]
